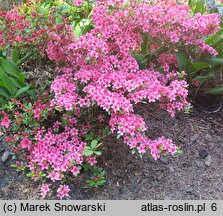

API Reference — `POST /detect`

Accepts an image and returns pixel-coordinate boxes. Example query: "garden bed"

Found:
[0,95,222,200]
[0,0,223,200]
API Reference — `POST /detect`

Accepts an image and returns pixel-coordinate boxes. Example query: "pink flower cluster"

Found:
[124,133,177,160]
[6,97,101,199]
[29,127,86,174]
[110,113,147,136]
[51,75,78,110]
[40,184,51,198]
[20,118,89,199]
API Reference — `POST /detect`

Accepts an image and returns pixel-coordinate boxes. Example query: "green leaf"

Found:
[85,131,94,140]
[27,89,37,100]
[82,163,91,171]
[84,149,94,156]
[17,52,34,66]
[204,86,223,95]
[0,57,20,77]
[0,87,10,98]
[11,78,23,88]
[206,28,223,45]
[155,68,165,75]
[208,57,223,66]
[12,48,20,64]
[211,37,223,50]
[141,34,149,54]
[193,74,214,81]
[91,140,98,149]
[74,19,93,38]
[131,53,148,69]
[11,164,18,168]
[14,86,30,98]
[0,69,16,95]
[175,51,189,72]
[190,0,206,14]
[131,149,136,154]
[191,62,210,74]
[176,148,183,155]
[26,172,34,177]
[18,73,26,83]
[94,151,102,156]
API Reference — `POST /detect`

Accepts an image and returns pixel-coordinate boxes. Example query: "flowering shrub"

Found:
[48,0,219,158]
[0,0,221,199]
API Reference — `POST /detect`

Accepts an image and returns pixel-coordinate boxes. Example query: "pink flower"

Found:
[98,115,104,122]
[1,114,10,128]
[137,145,146,154]
[21,138,32,149]
[73,0,83,6]
[192,80,200,87]
[86,156,97,166]
[33,109,41,121]
[40,184,51,198]
[48,172,62,182]
[70,166,80,175]
[57,185,70,200]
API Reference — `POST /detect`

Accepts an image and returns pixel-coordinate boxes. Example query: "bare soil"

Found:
[0,95,222,200]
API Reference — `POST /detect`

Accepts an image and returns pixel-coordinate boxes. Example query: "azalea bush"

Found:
[0,0,221,199]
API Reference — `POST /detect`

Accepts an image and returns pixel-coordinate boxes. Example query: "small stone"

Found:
[156,173,164,181]
[2,186,10,195]
[204,155,212,166]
[169,165,175,173]
[0,137,6,145]
[195,160,203,167]
[185,186,193,193]
[1,151,10,163]
[164,195,173,200]
[23,189,29,193]
[205,134,212,141]
[199,149,209,159]
[191,134,199,143]
[0,147,4,154]
[159,156,169,164]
